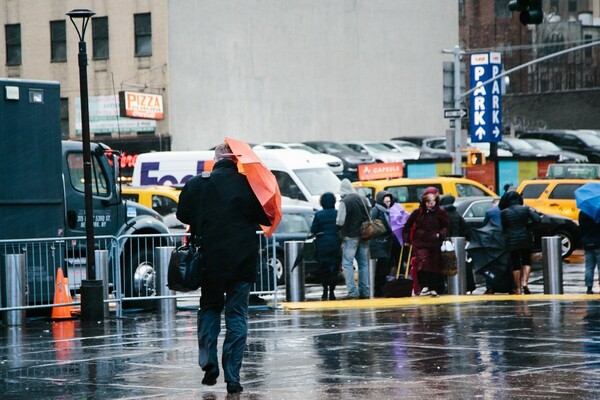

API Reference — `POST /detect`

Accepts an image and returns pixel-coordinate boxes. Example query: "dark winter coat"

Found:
[402,187,450,273]
[440,194,470,239]
[311,193,341,264]
[579,211,600,250]
[499,191,541,251]
[176,158,271,284]
[369,191,395,259]
[337,179,371,238]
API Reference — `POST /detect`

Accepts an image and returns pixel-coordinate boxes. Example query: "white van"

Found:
[132,149,342,209]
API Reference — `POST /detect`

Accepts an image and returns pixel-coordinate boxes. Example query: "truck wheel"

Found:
[123,241,157,309]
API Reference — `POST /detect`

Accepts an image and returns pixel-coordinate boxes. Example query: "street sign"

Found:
[444,109,467,119]
[469,52,502,143]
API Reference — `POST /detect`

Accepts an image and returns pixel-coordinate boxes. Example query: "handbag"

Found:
[167,242,204,292]
[440,239,458,276]
[383,245,413,297]
[360,201,387,240]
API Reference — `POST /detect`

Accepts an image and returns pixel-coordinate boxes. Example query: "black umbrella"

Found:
[467,220,513,293]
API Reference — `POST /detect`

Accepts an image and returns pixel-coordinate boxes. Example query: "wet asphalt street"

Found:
[2,251,600,399]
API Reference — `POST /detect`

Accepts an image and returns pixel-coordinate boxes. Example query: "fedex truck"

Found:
[0,78,170,308]
[133,149,342,209]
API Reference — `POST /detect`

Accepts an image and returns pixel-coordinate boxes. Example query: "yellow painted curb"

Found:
[281,294,600,310]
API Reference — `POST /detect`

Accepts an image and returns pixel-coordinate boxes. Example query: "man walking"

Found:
[337,178,371,299]
[580,210,600,294]
[177,143,271,394]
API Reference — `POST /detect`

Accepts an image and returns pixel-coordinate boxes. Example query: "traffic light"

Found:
[466,151,485,166]
[508,0,543,25]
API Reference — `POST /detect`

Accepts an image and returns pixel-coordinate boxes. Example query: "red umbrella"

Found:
[225,137,282,237]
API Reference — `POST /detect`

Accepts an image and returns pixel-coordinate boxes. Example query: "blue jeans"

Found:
[197,280,251,384]
[341,237,370,298]
[584,248,600,288]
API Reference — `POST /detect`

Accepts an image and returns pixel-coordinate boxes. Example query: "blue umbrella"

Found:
[575,182,600,223]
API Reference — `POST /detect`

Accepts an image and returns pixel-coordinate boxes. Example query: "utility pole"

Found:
[452,45,463,176]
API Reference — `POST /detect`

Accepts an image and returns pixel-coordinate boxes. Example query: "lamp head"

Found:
[66,9,96,41]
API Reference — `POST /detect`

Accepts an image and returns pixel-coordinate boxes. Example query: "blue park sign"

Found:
[469,52,502,143]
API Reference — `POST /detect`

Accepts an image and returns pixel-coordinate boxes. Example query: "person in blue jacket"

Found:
[311,192,341,300]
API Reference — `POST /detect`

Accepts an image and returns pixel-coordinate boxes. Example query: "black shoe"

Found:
[483,289,495,295]
[329,292,336,301]
[201,367,219,386]
[587,286,594,294]
[227,382,244,394]
[322,288,328,300]
[522,286,531,295]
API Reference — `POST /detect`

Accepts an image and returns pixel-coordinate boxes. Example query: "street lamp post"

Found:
[67,9,104,321]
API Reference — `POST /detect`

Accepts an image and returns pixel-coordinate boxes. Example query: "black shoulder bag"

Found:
[167,172,210,292]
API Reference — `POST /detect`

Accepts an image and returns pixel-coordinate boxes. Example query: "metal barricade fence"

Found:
[0,231,278,322]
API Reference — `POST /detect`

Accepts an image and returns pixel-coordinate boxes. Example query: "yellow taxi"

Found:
[516,179,592,220]
[352,177,497,212]
[121,185,181,216]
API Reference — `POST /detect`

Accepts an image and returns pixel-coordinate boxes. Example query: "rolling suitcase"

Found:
[383,245,413,298]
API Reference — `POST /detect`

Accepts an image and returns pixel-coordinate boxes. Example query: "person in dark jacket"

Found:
[336,178,371,299]
[440,194,474,292]
[176,143,271,394]
[369,191,398,297]
[402,187,450,297]
[499,190,541,295]
[310,192,341,300]
[579,210,600,294]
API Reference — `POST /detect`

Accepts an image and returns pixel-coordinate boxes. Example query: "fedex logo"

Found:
[139,161,209,186]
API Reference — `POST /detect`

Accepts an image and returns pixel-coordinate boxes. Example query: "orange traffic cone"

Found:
[52,267,74,320]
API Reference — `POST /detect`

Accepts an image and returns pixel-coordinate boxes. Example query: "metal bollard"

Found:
[95,250,110,317]
[156,246,177,317]
[542,236,563,294]
[2,254,26,325]
[369,259,376,299]
[447,237,467,295]
[285,241,305,302]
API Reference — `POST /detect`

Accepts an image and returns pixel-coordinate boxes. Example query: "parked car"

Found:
[343,141,407,163]
[517,130,600,163]
[379,140,421,160]
[521,138,589,163]
[390,136,432,147]
[353,176,496,212]
[264,199,318,285]
[420,137,512,158]
[516,178,593,221]
[303,141,376,181]
[253,142,344,175]
[497,137,559,158]
[454,196,581,258]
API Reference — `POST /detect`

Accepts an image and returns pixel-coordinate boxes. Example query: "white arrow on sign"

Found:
[493,126,500,137]
[444,109,467,119]
[475,126,486,140]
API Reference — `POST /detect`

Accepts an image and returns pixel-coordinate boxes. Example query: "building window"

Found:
[568,0,577,13]
[92,17,108,60]
[5,24,21,65]
[134,13,152,57]
[61,98,69,139]
[92,17,109,60]
[50,20,67,62]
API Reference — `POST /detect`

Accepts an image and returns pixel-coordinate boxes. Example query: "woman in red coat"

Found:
[402,187,450,296]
